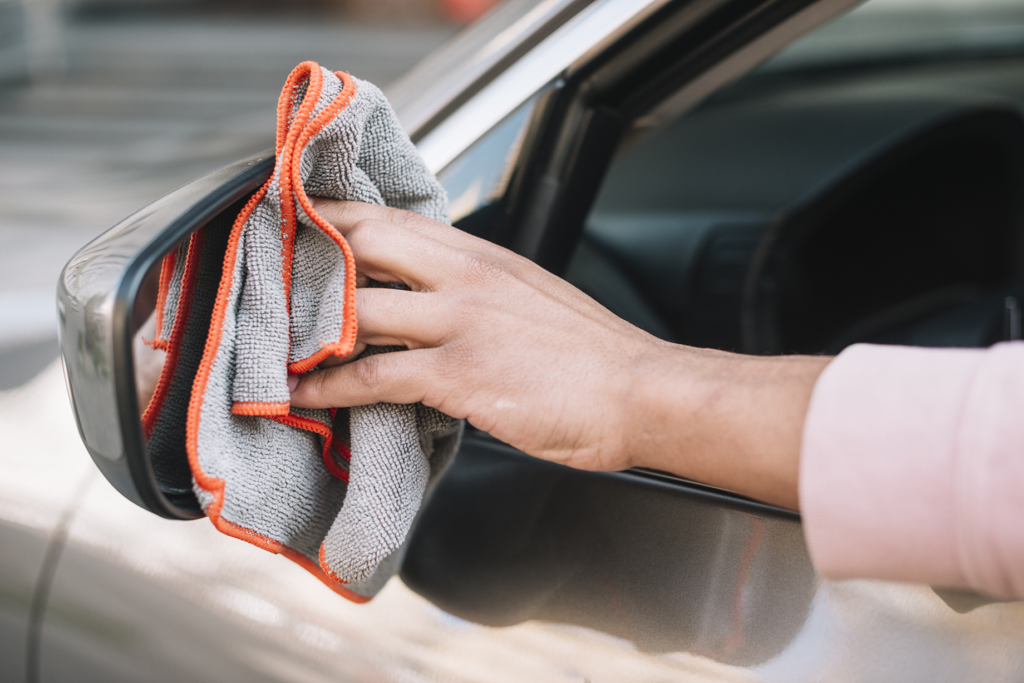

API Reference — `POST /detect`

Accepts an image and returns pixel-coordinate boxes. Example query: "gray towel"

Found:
[142,62,461,601]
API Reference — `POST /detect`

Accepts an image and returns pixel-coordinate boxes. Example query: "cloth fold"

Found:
[141,62,461,601]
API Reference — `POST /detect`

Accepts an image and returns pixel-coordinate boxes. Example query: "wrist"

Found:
[622,342,727,474]
[625,344,831,510]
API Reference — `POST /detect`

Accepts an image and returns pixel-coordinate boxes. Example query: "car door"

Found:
[44,0,1024,680]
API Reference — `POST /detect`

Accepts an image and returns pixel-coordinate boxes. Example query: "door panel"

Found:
[403,433,814,666]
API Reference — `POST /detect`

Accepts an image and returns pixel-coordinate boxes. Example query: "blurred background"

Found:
[0,0,488,391]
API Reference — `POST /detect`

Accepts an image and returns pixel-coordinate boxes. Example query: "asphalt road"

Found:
[0,12,453,389]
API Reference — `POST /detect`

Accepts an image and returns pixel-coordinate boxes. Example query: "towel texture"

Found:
[141,62,461,601]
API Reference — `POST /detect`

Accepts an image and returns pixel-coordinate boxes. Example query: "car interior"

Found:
[563,0,1024,357]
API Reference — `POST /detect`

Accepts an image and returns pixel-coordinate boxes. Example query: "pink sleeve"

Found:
[800,342,1024,598]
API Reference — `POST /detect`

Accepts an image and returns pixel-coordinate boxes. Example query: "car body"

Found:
[3,0,1024,680]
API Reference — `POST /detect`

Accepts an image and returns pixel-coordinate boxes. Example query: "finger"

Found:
[312,200,565,294]
[344,218,460,290]
[288,347,440,409]
[309,198,490,252]
[355,287,447,347]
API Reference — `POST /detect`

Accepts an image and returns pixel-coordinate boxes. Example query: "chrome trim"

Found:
[57,151,274,519]
[388,0,593,141]
[416,0,672,174]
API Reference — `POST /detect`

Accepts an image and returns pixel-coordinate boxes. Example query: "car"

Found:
[6,0,1024,679]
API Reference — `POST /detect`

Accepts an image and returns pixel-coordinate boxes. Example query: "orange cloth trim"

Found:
[288,340,354,375]
[283,547,370,603]
[324,449,350,481]
[141,231,204,436]
[327,405,352,468]
[186,183,272,556]
[283,69,360,374]
[186,62,362,600]
[314,537,371,602]
[318,541,346,586]
[271,412,350,483]
[333,436,352,463]
[231,401,291,417]
[277,63,325,314]
[148,249,177,350]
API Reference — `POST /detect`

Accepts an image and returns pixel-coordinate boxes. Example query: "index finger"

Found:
[309,199,487,252]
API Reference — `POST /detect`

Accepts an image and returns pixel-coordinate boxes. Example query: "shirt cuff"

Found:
[799,343,986,589]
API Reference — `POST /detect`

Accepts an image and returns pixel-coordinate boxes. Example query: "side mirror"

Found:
[57,152,274,519]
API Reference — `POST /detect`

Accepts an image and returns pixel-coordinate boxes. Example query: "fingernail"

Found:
[286,375,299,393]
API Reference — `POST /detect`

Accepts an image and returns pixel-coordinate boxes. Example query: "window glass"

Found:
[569,0,1024,354]
[437,99,534,238]
[762,0,1024,74]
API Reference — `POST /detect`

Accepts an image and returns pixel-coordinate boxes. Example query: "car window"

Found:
[762,0,1024,73]
[436,98,536,239]
[568,0,1024,353]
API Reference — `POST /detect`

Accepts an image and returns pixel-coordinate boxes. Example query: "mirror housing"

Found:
[57,152,274,520]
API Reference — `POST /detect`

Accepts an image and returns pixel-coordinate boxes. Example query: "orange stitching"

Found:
[288,341,354,375]
[271,412,349,483]
[141,230,204,436]
[231,401,291,416]
[318,541,347,586]
[279,63,324,315]
[151,249,176,346]
[333,437,351,463]
[283,546,369,603]
[315,537,371,601]
[186,182,273,551]
[288,72,360,372]
[323,448,350,481]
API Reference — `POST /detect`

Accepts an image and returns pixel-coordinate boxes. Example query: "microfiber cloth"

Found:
[140,62,461,602]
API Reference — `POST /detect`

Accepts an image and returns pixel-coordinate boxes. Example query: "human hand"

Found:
[288,200,830,508]
[287,200,686,473]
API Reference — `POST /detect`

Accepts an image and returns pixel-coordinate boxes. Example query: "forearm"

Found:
[627,345,831,510]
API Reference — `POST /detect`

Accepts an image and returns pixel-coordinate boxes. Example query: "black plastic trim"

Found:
[462,430,801,521]
[114,154,274,519]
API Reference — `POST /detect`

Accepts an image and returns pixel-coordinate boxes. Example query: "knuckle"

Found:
[346,218,378,247]
[458,250,509,285]
[383,206,415,227]
[438,337,476,372]
[352,354,384,389]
